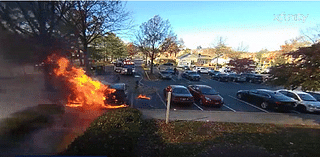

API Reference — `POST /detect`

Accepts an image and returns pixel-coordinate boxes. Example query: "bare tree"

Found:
[300,24,320,44]
[236,41,249,52]
[135,28,151,65]
[135,15,173,74]
[61,1,133,73]
[0,2,73,91]
[0,1,73,61]
[211,36,229,70]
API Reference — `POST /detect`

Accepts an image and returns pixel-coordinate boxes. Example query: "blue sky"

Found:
[121,1,320,52]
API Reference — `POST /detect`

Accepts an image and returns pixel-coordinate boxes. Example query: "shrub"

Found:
[63,108,142,156]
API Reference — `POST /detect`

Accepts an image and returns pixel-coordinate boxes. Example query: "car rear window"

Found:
[298,93,317,101]
[270,92,292,100]
[200,88,218,95]
[173,88,190,94]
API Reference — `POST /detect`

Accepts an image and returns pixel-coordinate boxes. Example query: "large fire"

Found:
[47,54,127,110]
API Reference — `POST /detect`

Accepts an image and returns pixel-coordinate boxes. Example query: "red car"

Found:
[187,85,224,107]
[163,85,194,106]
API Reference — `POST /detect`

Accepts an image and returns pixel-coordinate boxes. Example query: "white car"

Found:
[199,67,209,74]
[277,89,320,113]
[193,66,202,72]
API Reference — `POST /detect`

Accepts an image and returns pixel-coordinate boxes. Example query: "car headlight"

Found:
[205,97,211,101]
[308,104,315,108]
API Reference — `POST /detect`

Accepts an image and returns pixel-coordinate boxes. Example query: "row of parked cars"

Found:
[237,89,320,113]
[162,83,320,113]
[210,71,265,83]
[163,84,224,107]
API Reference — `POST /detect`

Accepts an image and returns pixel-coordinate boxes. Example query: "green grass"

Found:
[61,108,320,157]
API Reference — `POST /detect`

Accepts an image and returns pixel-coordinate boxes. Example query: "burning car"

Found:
[105,83,129,105]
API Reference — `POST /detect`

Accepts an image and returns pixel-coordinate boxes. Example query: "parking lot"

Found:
[101,65,311,115]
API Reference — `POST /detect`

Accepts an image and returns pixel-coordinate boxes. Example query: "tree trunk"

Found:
[83,43,91,76]
[145,52,148,65]
[150,51,154,74]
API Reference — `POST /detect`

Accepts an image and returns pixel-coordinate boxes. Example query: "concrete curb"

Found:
[138,109,320,126]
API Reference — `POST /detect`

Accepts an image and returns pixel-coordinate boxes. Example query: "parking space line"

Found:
[223,104,237,112]
[156,91,167,107]
[171,78,176,82]
[228,95,269,113]
[193,103,204,111]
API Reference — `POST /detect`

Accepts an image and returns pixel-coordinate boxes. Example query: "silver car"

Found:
[159,71,172,79]
[277,89,320,113]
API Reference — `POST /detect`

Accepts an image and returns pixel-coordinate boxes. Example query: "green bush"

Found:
[63,108,142,156]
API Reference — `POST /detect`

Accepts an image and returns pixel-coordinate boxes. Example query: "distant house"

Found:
[197,54,212,65]
[176,53,213,67]
[210,57,231,65]
[176,53,197,67]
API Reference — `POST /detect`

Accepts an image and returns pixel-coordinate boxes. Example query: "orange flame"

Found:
[47,54,127,110]
[136,94,151,100]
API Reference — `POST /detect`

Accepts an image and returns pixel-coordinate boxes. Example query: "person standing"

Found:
[174,67,177,75]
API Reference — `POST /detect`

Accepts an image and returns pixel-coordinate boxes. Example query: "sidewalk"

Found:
[139,109,320,126]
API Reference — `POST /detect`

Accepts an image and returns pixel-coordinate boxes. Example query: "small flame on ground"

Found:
[137,94,151,100]
[47,54,127,110]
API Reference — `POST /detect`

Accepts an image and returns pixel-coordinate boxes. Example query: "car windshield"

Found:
[200,88,218,95]
[298,93,317,101]
[173,88,190,94]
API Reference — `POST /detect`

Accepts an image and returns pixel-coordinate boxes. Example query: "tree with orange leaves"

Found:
[227,58,256,74]
[269,43,320,91]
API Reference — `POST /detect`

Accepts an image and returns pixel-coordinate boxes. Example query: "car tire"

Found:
[260,102,268,109]
[297,105,307,113]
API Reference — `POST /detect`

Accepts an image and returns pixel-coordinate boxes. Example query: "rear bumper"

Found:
[203,100,224,107]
